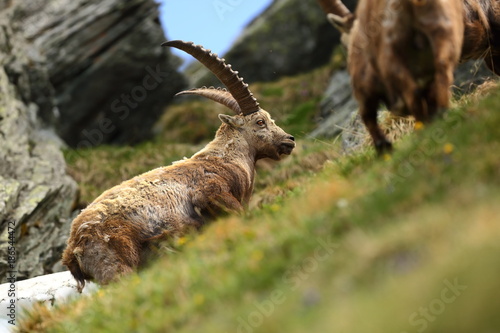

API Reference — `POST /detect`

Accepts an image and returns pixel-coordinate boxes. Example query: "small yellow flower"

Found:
[383,153,392,161]
[176,236,187,246]
[193,293,205,306]
[443,143,454,155]
[414,121,425,131]
[251,250,264,263]
[270,204,280,212]
[243,230,256,240]
[130,275,141,286]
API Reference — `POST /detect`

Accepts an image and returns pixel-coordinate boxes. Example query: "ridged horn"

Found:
[162,40,260,115]
[176,87,241,114]
[317,0,351,17]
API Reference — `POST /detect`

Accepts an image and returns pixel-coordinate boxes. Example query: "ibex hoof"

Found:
[375,140,393,157]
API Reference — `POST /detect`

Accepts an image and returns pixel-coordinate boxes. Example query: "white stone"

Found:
[0,271,98,332]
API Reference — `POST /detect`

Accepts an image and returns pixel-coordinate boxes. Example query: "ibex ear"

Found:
[328,13,355,33]
[219,114,245,128]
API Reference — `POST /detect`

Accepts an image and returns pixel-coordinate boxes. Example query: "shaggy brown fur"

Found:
[323,0,464,154]
[461,0,500,74]
[62,42,295,292]
[321,0,500,73]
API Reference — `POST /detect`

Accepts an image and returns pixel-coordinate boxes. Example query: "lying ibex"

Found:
[62,40,296,292]
[319,0,464,154]
[321,0,500,73]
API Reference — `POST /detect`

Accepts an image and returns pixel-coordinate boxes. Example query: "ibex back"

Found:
[62,41,296,292]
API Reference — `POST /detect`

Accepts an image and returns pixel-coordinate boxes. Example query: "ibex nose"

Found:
[289,136,295,141]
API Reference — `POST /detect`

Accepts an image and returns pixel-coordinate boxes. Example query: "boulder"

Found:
[0,12,78,281]
[309,69,358,139]
[0,271,98,331]
[11,0,186,147]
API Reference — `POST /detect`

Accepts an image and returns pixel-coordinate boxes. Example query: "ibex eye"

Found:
[256,120,265,126]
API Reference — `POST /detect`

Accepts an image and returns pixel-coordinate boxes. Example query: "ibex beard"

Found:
[62,41,295,292]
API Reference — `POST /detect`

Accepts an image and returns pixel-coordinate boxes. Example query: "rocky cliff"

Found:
[0,11,78,281]
[1,0,186,282]
[12,0,186,147]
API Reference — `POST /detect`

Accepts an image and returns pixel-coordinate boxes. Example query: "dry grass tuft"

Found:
[342,111,416,153]
[468,79,498,100]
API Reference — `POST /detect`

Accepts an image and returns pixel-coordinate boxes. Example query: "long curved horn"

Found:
[317,0,351,17]
[162,40,260,116]
[176,87,241,114]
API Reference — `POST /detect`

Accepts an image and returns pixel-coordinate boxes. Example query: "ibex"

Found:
[461,0,500,74]
[62,40,296,292]
[321,0,500,74]
[318,0,464,154]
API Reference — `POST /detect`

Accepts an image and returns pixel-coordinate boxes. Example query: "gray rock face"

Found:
[191,0,357,87]
[309,69,358,139]
[0,12,78,281]
[12,0,186,147]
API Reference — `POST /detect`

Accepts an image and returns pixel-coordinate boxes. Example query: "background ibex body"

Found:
[319,0,464,154]
[461,0,500,74]
[62,41,296,292]
[321,0,500,73]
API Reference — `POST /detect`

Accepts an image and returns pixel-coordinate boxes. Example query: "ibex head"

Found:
[162,40,295,161]
[317,0,356,46]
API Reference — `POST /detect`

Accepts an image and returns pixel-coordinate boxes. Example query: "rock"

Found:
[190,0,357,87]
[309,69,358,139]
[340,112,368,154]
[0,271,98,331]
[11,0,186,147]
[0,12,78,281]
[452,60,493,95]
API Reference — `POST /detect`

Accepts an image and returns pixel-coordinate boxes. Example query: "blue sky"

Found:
[157,0,273,67]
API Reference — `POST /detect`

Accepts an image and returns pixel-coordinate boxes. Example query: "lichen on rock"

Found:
[0,11,77,281]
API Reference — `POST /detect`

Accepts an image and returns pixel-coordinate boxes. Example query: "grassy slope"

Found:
[20,65,500,332]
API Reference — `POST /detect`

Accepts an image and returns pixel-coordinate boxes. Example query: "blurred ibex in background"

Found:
[318,0,464,154]
[62,41,296,291]
[461,1,500,74]
[320,0,500,74]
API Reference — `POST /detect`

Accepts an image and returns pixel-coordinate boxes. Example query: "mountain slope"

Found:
[19,79,500,332]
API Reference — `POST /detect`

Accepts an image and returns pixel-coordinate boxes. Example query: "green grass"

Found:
[20,74,500,331]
